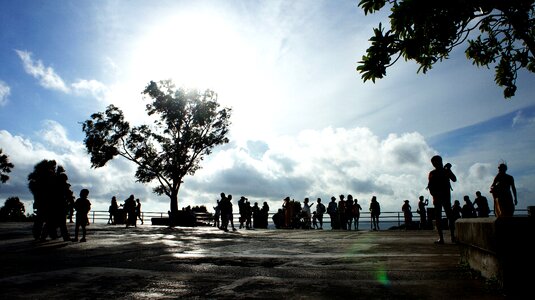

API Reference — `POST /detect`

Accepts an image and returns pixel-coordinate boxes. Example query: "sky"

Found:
[1,0,534,216]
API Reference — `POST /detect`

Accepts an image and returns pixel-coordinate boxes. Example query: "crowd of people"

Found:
[28,159,92,243]
[26,156,519,245]
[107,195,143,227]
[213,193,270,231]
[207,156,518,247]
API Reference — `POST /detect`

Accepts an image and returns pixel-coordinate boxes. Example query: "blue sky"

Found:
[1,0,534,215]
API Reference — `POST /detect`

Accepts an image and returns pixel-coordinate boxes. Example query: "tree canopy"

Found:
[82,80,232,213]
[0,197,26,221]
[357,0,535,98]
[0,148,14,184]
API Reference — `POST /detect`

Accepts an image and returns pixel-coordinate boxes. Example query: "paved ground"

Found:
[0,222,506,299]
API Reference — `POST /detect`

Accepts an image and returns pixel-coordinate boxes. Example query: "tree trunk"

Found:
[170,191,179,214]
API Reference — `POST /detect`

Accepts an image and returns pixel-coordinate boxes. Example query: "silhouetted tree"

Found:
[357,0,535,98]
[0,196,26,221]
[82,80,232,214]
[0,148,14,184]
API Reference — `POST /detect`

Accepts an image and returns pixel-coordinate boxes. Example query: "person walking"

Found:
[427,155,457,244]
[490,163,518,217]
[135,198,144,225]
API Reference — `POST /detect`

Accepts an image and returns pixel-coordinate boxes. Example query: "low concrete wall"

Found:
[456,216,534,295]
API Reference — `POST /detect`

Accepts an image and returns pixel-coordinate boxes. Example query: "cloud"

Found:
[15,50,70,93]
[186,127,436,212]
[72,79,109,101]
[0,80,10,106]
[0,124,152,212]
[512,110,535,127]
[2,118,534,216]
[14,49,109,102]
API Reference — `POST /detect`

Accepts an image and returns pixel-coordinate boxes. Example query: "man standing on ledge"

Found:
[427,155,457,244]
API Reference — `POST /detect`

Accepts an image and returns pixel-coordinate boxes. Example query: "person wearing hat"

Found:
[401,200,412,229]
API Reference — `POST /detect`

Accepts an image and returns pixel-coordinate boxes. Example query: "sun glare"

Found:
[130,11,257,96]
[123,8,286,141]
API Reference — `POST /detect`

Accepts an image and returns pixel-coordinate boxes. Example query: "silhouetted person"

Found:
[67,196,75,223]
[351,197,362,230]
[312,211,318,229]
[220,193,236,232]
[345,195,354,230]
[124,195,136,228]
[244,199,252,229]
[302,198,313,229]
[272,208,284,229]
[338,195,347,230]
[473,191,490,218]
[417,196,428,229]
[260,202,270,229]
[427,155,457,244]
[461,195,477,218]
[238,196,247,229]
[252,202,260,228]
[315,198,326,229]
[108,196,118,225]
[213,200,221,228]
[327,196,339,229]
[490,163,517,217]
[452,200,462,221]
[136,198,143,225]
[53,171,73,241]
[73,189,91,242]
[219,193,230,231]
[402,200,412,229]
[370,196,380,230]
[282,196,292,228]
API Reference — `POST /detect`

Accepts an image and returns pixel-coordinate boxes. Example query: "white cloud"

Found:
[2,119,534,217]
[0,80,10,106]
[72,79,109,101]
[14,50,110,103]
[15,50,70,93]
[187,127,437,212]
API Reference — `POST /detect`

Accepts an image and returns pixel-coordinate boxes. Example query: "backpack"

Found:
[317,203,326,214]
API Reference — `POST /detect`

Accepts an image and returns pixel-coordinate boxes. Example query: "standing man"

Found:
[417,196,428,229]
[427,155,457,244]
[315,198,325,230]
[490,163,517,217]
[473,191,490,217]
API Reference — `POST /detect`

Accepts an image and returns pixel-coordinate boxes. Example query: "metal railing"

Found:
[89,208,529,228]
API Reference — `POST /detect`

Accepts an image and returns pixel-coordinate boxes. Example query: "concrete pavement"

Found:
[0,222,506,299]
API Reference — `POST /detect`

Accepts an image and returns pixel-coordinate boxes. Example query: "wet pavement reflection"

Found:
[0,223,504,299]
